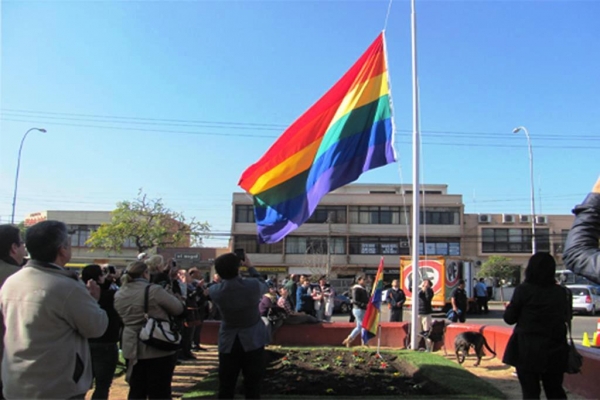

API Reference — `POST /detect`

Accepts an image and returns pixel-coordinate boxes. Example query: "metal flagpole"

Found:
[376,324,382,358]
[410,0,422,351]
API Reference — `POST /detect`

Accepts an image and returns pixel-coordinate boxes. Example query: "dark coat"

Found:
[563,192,600,285]
[351,284,369,310]
[418,288,434,315]
[387,288,406,310]
[502,282,570,373]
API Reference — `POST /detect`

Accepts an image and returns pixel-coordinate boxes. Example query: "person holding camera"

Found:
[81,264,123,400]
[563,175,600,285]
[208,252,268,399]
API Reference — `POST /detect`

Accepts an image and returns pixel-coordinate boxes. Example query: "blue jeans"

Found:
[89,342,119,399]
[349,308,366,340]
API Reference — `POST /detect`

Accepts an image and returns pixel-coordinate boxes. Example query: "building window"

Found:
[418,239,461,255]
[235,205,255,223]
[420,207,460,225]
[553,229,570,254]
[285,236,346,255]
[306,206,347,223]
[234,235,283,254]
[349,237,410,255]
[348,206,408,225]
[482,228,550,253]
[68,224,100,247]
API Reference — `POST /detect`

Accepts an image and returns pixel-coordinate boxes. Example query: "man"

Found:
[474,278,489,314]
[284,274,298,310]
[418,279,434,333]
[0,220,108,399]
[208,253,268,399]
[387,279,406,322]
[0,224,26,397]
[563,175,600,284]
[451,279,468,323]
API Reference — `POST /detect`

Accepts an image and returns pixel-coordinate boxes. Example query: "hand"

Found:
[593,175,600,194]
[87,279,101,301]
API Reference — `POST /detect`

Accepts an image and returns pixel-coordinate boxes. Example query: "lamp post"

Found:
[10,128,47,224]
[512,126,536,254]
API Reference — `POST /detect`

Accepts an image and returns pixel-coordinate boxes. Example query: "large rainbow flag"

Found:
[238,32,395,243]
[362,257,385,344]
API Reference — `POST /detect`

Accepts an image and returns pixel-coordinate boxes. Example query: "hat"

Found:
[137,252,148,260]
[81,264,103,284]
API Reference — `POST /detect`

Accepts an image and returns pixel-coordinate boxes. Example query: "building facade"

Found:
[231,184,574,290]
[23,210,226,271]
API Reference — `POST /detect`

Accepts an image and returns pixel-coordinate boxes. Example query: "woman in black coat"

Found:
[502,252,571,399]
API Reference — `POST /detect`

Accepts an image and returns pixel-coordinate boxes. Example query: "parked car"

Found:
[567,284,600,315]
[333,294,351,314]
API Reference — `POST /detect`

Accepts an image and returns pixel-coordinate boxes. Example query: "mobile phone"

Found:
[234,248,245,261]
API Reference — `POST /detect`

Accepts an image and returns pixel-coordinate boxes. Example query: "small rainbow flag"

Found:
[238,32,395,243]
[362,257,385,344]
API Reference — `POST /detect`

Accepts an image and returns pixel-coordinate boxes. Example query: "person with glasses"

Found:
[0,224,26,398]
[0,220,108,399]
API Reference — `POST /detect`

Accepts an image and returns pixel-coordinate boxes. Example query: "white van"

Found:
[556,269,598,286]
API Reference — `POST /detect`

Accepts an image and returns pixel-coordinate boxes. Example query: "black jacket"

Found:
[418,287,434,315]
[351,284,369,310]
[387,288,406,310]
[563,192,600,285]
[502,282,570,373]
[89,282,122,344]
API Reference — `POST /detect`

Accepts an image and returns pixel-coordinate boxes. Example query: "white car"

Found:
[567,284,600,315]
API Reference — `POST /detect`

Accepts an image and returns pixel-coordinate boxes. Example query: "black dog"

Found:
[454,331,496,366]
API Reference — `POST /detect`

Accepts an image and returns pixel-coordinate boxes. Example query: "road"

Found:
[332,303,600,343]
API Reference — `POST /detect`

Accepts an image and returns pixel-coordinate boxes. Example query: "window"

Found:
[418,239,461,255]
[349,206,408,225]
[419,207,460,225]
[234,235,283,254]
[482,228,550,253]
[285,236,346,255]
[306,206,347,223]
[554,229,570,254]
[349,237,410,255]
[235,205,255,223]
[68,225,100,247]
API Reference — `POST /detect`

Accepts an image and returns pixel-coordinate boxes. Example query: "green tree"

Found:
[87,190,210,253]
[477,255,516,301]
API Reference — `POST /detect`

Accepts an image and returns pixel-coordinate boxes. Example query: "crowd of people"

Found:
[1,174,599,400]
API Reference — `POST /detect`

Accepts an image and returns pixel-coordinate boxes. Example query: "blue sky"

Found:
[1,0,598,247]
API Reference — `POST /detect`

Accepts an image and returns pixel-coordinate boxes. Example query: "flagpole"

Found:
[410,0,422,351]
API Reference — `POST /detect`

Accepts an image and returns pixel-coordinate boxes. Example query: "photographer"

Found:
[563,176,600,284]
[81,264,123,399]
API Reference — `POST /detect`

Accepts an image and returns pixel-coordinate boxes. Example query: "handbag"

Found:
[138,285,182,351]
[566,322,583,374]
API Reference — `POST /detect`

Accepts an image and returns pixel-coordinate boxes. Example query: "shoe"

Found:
[342,337,351,348]
[191,345,200,351]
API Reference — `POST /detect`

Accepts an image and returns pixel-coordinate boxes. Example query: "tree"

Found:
[477,255,516,302]
[87,190,210,253]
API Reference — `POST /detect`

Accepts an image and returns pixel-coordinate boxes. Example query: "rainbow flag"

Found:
[238,32,395,243]
[362,257,385,344]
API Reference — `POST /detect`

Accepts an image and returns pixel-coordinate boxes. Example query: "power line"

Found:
[3,117,599,149]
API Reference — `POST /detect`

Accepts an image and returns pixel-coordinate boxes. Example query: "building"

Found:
[23,210,226,271]
[230,183,574,291]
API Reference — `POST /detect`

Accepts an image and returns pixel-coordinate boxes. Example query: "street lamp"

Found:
[512,126,536,254]
[10,128,47,224]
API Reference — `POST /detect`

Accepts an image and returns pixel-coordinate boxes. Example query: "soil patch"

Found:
[261,348,442,397]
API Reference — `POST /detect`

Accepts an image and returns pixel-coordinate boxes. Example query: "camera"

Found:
[234,248,245,261]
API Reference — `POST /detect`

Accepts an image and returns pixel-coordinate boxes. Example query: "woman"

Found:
[114,261,184,399]
[277,286,319,324]
[259,282,285,341]
[503,252,570,399]
[342,275,368,347]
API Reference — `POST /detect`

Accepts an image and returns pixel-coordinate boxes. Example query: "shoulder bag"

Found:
[138,285,182,351]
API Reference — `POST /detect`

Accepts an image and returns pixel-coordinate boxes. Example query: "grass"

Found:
[182,347,505,399]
